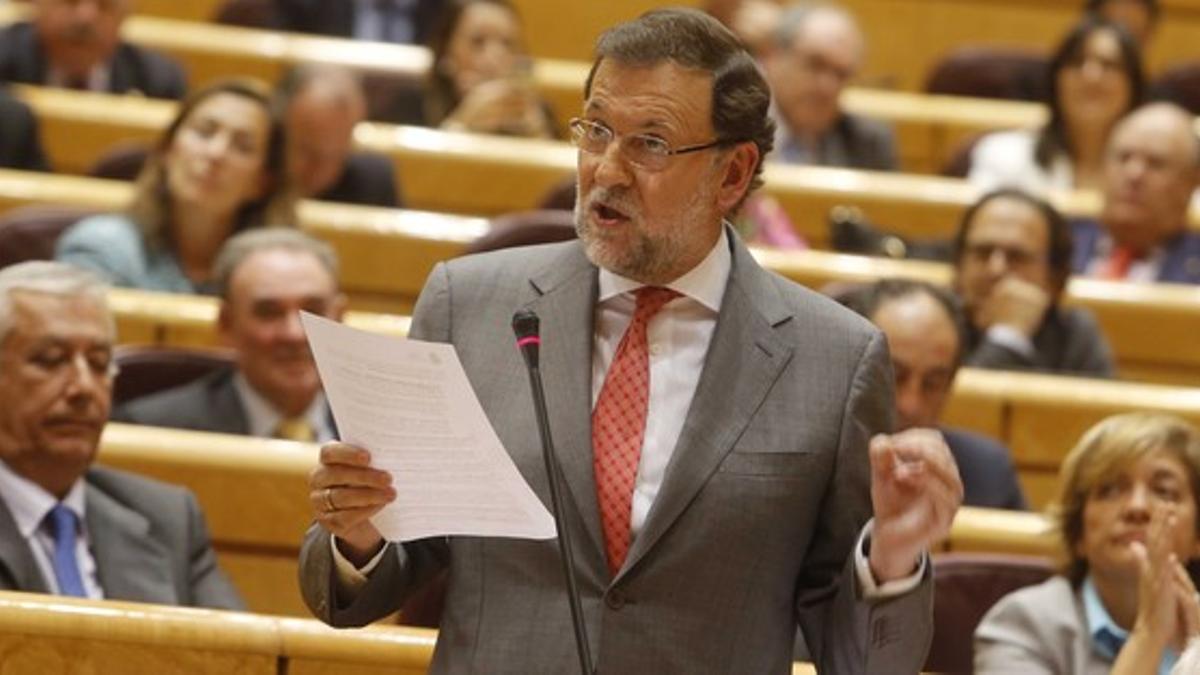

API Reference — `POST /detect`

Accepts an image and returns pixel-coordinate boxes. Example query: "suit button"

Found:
[604,590,626,610]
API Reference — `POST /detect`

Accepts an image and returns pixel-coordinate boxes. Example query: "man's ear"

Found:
[716,141,760,215]
[330,293,349,322]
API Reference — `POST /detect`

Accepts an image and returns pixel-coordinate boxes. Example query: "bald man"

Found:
[276,64,401,208]
[1073,102,1200,284]
[762,2,895,170]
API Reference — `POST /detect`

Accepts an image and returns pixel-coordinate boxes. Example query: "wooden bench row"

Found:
[0,589,433,675]
[2,5,1053,175]
[93,422,1066,621]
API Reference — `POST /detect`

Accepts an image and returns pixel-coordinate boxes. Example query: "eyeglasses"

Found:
[963,243,1044,269]
[568,118,736,172]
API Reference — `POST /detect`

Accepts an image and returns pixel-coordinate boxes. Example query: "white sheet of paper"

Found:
[300,312,555,542]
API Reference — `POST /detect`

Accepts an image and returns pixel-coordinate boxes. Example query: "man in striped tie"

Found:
[0,261,241,608]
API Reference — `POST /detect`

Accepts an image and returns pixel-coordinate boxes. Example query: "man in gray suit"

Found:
[115,229,346,442]
[300,9,961,673]
[0,261,242,608]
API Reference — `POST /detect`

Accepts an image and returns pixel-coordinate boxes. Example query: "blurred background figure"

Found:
[275,64,401,208]
[0,85,49,171]
[220,0,445,46]
[976,412,1200,674]
[422,0,556,137]
[763,2,895,171]
[1073,102,1200,284]
[55,79,297,294]
[0,261,243,609]
[115,230,346,443]
[953,189,1115,376]
[0,0,186,99]
[1084,0,1159,50]
[968,17,1143,194]
[843,278,1027,510]
[704,0,783,58]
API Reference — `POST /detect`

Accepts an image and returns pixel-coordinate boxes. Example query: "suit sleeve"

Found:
[182,490,245,610]
[297,263,454,626]
[798,330,934,674]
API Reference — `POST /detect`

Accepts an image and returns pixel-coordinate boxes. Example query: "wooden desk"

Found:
[944,507,1058,559]
[0,591,436,675]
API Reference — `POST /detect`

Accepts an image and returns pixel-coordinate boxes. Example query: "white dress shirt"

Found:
[0,461,103,598]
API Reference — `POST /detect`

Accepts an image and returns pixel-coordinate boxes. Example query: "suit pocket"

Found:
[716,450,816,477]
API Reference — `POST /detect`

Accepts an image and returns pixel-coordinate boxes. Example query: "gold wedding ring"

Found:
[323,487,337,513]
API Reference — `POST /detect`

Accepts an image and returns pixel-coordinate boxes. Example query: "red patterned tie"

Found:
[592,286,679,576]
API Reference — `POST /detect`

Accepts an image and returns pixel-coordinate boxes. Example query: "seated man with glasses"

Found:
[953,188,1115,377]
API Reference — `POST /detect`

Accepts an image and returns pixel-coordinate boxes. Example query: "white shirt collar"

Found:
[596,226,731,312]
[232,372,329,439]
[0,459,86,538]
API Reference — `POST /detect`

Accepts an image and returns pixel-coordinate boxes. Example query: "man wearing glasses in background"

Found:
[301,9,960,673]
[953,188,1115,377]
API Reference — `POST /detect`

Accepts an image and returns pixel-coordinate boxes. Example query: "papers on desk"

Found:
[300,312,555,543]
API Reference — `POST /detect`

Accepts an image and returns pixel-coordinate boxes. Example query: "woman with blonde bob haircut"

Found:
[57,78,298,294]
[976,412,1200,674]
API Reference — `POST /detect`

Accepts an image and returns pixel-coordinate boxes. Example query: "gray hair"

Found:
[0,261,110,345]
[212,228,340,299]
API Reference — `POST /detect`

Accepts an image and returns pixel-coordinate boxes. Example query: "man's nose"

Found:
[591,139,633,189]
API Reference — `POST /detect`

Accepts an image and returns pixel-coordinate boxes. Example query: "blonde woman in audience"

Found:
[975,412,1200,674]
[56,78,297,294]
[425,0,556,138]
[968,17,1144,195]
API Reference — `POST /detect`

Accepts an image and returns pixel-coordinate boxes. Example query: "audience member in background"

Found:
[0,86,49,171]
[844,279,1027,510]
[1085,0,1159,50]
[954,189,1116,376]
[275,64,401,208]
[975,412,1200,674]
[55,79,297,294]
[968,17,1143,194]
[704,0,783,57]
[0,261,243,608]
[1073,102,1200,284]
[114,230,344,442]
[0,0,186,99]
[259,0,445,45]
[421,0,556,137]
[763,2,895,171]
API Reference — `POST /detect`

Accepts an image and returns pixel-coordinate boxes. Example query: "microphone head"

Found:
[512,309,540,340]
[512,309,540,368]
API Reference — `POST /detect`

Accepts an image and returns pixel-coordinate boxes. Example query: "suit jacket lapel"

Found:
[623,234,795,576]
[209,370,252,435]
[0,499,48,593]
[523,244,606,561]
[86,482,176,603]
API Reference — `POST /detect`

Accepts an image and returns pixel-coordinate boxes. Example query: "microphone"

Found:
[511,310,594,675]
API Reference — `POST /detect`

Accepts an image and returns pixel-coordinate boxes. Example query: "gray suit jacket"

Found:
[966,306,1115,378]
[114,369,251,436]
[299,233,933,674]
[0,466,243,609]
[974,576,1110,674]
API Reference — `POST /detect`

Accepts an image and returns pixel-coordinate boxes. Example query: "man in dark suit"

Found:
[265,0,444,45]
[274,64,401,208]
[0,261,241,608]
[1072,102,1200,285]
[115,229,346,442]
[0,0,186,99]
[299,9,962,674]
[0,87,49,171]
[762,2,896,171]
[845,278,1027,510]
[956,188,1116,377]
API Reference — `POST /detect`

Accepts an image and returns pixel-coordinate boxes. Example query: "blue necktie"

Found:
[45,505,87,597]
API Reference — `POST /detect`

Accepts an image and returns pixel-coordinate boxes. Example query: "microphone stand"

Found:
[513,311,594,675]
